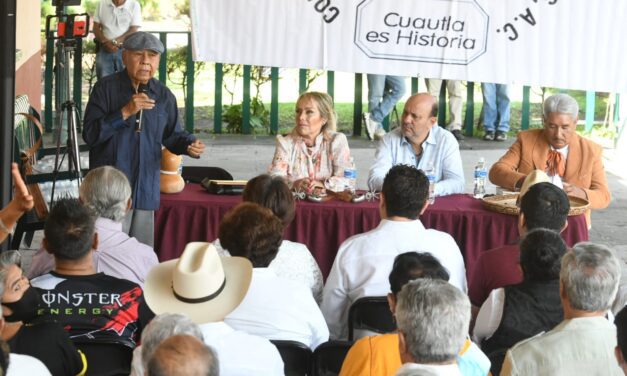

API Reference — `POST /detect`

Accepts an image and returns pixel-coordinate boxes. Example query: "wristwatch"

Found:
[111,39,119,47]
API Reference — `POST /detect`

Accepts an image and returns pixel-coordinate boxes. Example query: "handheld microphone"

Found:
[135,84,149,133]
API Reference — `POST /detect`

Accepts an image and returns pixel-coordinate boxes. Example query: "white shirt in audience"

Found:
[321,219,467,339]
[474,287,615,344]
[225,268,329,349]
[199,321,285,376]
[8,353,51,376]
[395,362,462,376]
[129,321,284,376]
[213,238,324,302]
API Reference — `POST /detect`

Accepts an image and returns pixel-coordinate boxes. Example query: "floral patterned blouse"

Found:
[268,130,352,183]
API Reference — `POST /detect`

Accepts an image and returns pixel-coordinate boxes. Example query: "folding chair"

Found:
[347,296,396,341]
[311,340,353,376]
[270,339,312,376]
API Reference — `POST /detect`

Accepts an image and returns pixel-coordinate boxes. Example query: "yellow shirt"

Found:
[339,334,478,376]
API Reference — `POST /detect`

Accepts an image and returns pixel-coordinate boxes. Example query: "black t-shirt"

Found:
[8,321,84,376]
[32,271,152,348]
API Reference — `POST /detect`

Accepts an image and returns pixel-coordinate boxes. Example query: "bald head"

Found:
[401,93,438,145]
[147,335,219,376]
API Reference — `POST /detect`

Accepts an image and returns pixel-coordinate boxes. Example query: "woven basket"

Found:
[481,193,589,216]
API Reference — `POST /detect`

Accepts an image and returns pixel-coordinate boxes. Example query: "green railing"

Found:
[43,30,619,137]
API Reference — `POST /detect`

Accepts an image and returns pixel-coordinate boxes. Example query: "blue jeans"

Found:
[96,49,124,80]
[481,83,510,132]
[367,75,406,123]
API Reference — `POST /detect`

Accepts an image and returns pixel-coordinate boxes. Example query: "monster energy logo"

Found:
[41,291,123,308]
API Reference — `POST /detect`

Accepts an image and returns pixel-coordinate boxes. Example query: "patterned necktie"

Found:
[546,150,566,177]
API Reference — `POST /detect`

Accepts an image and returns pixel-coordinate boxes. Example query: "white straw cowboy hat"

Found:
[519,169,551,201]
[144,242,252,324]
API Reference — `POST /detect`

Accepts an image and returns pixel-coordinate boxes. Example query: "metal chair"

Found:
[270,339,312,376]
[311,340,353,376]
[347,296,396,341]
[181,166,233,183]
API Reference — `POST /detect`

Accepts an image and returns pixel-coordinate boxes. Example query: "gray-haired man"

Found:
[395,278,470,375]
[28,166,158,286]
[501,242,623,375]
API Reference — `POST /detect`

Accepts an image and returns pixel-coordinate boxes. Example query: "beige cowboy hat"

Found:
[518,169,551,201]
[144,242,252,324]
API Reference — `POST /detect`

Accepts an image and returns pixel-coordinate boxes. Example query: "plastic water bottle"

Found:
[424,164,436,204]
[473,157,487,198]
[344,157,357,193]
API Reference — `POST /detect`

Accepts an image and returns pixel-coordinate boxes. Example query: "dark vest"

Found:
[481,279,563,375]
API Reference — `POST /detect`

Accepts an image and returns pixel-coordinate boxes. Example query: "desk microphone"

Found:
[135,83,149,133]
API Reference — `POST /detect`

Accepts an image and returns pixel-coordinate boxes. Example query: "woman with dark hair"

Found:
[268,91,352,194]
[220,203,329,350]
[0,251,86,375]
[213,174,323,301]
[473,228,566,375]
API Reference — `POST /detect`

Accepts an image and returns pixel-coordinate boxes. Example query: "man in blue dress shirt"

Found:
[368,93,465,195]
[83,32,205,246]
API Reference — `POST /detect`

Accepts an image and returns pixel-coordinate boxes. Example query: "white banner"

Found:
[190,0,627,93]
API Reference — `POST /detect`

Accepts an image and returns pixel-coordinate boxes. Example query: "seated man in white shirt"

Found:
[367,93,465,195]
[322,164,467,339]
[395,279,470,376]
[143,243,285,376]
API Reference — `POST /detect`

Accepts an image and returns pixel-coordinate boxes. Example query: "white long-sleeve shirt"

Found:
[321,218,467,339]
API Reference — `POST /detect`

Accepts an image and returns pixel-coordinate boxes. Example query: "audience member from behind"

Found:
[0,251,85,375]
[30,198,151,373]
[143,242,284,375]
[0,338,50,376]
[340,252,489,376]
[501,242,623,375]
[473,228,566,375]
[130,313,204,376]
[395,279,471,376]
[0,163,34,244]
[147,335,219,376]
[322,164,466,339]
[268,91,352,194]
[220,203,329,349]
[469,182,569,308]
[28,166,158,286]
[615,306,627,374]
[213,174,323,301]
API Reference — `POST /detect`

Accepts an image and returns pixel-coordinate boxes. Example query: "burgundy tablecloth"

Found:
[155,184,589,279]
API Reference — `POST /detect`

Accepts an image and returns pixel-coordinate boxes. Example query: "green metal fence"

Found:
[43,30,618,137]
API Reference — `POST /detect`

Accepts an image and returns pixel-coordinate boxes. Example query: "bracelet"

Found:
[0,218,14,235]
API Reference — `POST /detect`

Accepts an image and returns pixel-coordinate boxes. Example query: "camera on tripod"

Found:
[45,0,89,41]
[42,0,90,205]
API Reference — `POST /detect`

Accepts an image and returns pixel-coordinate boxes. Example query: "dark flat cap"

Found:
[123,31,164,54]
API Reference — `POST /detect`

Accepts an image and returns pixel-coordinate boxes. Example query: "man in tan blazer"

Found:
[489,93,610,222]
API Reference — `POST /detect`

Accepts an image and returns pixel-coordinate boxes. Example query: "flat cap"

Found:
[122,31,164,54]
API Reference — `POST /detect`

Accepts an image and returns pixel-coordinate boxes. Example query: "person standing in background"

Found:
[363,75,406,140]
[481,83,510,141]
[93,0,142,79]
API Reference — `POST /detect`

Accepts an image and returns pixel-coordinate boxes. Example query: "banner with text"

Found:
[190,0,627,93]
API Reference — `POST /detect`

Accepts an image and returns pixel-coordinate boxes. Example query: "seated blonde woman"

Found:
[269,91,352,194]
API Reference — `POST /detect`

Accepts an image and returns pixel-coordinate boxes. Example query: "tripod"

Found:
[46,7,89,207]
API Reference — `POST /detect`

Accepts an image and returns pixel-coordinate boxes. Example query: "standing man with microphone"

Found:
[83,31,205,247]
